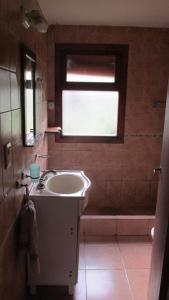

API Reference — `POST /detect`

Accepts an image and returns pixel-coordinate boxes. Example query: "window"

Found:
[55,44,128,143]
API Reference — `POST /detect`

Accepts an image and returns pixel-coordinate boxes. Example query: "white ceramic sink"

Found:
[29,170,91,213]
[45,171,91,196]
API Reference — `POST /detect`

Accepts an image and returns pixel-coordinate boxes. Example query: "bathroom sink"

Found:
[29,170,91,214]
[45,171,90,196]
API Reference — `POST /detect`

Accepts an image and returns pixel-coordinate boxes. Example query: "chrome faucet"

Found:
[40,170,56,181]
[37,170,56,190]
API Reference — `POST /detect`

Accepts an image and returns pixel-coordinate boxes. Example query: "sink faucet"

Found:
[37,170,57,190]
[40,170,56,181]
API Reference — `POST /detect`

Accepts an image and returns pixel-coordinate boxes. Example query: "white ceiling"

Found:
[38,0,169,28]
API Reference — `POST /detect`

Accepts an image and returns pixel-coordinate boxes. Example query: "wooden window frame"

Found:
[55,43,128,143]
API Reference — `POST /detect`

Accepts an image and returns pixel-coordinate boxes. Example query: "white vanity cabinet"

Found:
[29,196,81,294]
[28,171,91,295]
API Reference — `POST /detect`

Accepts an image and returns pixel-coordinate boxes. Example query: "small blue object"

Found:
[29,163,40,182]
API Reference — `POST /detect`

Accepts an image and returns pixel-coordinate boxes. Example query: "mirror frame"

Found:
[20,44,36,147]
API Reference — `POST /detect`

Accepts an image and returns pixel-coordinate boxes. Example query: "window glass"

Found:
[62,90,119,136]
[66,54,116,83]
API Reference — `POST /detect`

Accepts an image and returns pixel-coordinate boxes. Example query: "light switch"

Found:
[48,101,55,110]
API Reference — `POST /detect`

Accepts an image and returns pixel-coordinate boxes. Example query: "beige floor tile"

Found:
[117,236,152,269]
[126,269,150,300]
[85,240,123,270]
[86,270,132,300]
[74,270,87,300]
[79,243,86,270]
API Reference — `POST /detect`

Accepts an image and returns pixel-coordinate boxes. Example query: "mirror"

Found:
[21,45,36,146]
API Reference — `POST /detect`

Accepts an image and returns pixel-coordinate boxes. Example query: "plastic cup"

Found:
[29,163,40,182]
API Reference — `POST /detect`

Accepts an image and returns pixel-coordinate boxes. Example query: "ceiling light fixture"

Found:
[21,6,48,33]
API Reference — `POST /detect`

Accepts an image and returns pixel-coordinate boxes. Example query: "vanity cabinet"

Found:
[28,170,90,295]
[29,195,82,295]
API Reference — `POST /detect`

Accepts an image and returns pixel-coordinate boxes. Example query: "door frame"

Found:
[148,82,169,300]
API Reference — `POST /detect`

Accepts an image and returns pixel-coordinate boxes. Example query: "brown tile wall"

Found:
[47,25,169,215]
[0,0,48,299]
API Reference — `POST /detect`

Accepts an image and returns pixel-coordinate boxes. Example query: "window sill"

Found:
[55,134,124,143]
[45,127,61,134]
[45,128,124,143]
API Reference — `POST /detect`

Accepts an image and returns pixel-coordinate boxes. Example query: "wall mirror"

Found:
[21,45,36,146]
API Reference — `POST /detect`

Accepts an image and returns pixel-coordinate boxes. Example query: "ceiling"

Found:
[38,0,169,28]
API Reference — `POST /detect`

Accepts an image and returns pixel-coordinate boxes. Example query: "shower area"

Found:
[46,26,169,237]
[47,133,157,236]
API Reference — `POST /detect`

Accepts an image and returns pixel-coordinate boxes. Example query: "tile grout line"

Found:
[84,269,88,300]
[84,237,88,300]
[123,267,135,300]
[115,236,134,300]
[84,268,125,270]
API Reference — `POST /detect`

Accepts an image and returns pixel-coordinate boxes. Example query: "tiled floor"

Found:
[29,235,152,300]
